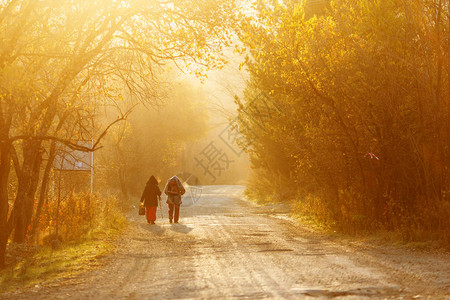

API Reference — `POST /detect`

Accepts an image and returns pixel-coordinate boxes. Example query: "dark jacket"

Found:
[140,176,161,207]
[164,176,185,206]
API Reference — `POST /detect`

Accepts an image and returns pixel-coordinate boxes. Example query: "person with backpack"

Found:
[164,175,186,224]
[140,175,162,224]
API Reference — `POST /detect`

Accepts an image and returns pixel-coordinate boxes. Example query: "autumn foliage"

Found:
[0,0,237,268]
[237,0,450,241]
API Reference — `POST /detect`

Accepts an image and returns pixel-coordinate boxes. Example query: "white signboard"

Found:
[54,141,93,171]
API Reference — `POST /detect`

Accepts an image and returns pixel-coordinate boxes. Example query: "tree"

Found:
[0,0,237,268]
[98,78,210,200]
[237,0,449,235]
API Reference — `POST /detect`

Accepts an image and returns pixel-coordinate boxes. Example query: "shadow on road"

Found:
[139,223,166,235]
[294,286,401,298]
[170,223,193,234]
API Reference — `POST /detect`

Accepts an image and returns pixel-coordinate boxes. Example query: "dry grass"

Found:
[0,194,127,293]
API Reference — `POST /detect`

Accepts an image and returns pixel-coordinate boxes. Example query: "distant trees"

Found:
[0,0,236,268]
[237,0,450,238]
[97,79,210,200]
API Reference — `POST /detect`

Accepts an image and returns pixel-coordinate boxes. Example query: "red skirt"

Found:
[145,206,157,221]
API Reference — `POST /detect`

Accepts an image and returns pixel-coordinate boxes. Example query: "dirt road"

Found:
[5,185,450,299]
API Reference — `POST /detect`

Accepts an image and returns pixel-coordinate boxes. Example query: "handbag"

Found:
[138,203,145,215]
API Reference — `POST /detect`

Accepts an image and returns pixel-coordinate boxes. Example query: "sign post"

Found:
[54,141,94,194]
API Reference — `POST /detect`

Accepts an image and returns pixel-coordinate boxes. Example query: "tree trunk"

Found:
[0,135,11,268]
[30,141,56,238]
[12,140,43,243]
[118,166,129,201]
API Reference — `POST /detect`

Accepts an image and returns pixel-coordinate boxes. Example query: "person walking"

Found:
[140,175,162,224]
[164,175,185,224]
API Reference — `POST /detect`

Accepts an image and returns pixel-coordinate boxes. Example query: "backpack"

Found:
[168,180,179,195]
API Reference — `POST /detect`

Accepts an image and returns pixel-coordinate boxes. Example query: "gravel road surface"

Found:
[4,185,449,299]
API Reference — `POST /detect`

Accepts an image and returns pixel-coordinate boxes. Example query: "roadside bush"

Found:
[238,0,450,244]
[34,193,126,245]
[245,168,296,203]
[0,193,126,291]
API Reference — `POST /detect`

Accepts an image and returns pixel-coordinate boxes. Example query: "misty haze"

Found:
[0,0,449,299]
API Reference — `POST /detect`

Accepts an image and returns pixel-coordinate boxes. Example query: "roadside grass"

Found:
[292,213,334,233]
[292,213,450,252]
[0,210,127,293]
[354,230,450,252]
[246,193,449,253]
